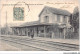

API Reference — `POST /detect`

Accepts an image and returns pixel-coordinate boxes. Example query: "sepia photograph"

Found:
[0,0,79,51]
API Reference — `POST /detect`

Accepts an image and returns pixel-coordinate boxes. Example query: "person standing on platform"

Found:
[31,30,34,39]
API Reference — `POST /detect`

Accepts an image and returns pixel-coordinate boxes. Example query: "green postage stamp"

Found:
[13,7,24,21]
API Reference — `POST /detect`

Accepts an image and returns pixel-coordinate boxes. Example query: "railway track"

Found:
[0,36,79,51]
[1,37,47,51]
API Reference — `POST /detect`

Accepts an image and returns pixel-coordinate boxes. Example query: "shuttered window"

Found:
[63,16,67,23]
[57,15,60,22]
[44,16,49,23]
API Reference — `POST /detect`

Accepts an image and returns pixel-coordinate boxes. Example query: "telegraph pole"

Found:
[0,13,1,36]
[6,11,8,36]
[0,0,1,36]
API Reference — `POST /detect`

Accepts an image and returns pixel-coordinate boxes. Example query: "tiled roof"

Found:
[20,21,57,27]
[39,6,71,17]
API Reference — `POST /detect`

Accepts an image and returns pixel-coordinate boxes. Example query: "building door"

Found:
[30,29,34,37]
[59,28,64,39]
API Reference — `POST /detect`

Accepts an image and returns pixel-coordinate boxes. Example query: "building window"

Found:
[57,15,60,22]
[63,16,67,23]
[44,16,49,23]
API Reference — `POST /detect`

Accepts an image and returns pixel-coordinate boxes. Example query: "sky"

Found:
[0,0,79,27]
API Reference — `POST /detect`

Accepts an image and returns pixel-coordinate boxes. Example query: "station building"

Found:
[11,6,71,39]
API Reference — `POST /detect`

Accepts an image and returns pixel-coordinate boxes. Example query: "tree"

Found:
[70,7,79,33]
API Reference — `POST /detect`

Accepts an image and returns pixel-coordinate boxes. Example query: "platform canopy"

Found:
[11,21,58,28]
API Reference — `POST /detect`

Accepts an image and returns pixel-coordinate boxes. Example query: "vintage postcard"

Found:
[0,0,79,51]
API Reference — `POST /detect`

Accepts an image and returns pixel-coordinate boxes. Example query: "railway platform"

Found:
[0,35,79,51]
[0,35,79,45]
